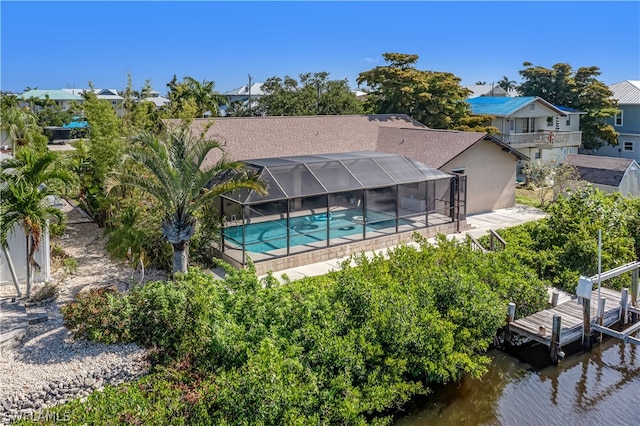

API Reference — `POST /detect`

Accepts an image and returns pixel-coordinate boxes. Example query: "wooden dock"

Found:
[509,287,623,347]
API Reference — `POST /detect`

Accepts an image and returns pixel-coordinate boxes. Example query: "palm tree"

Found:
[0,148,74,299]
[497,76,517,93]
[106,128,265,273]
[1,107,40,153]
[183,77,228,118]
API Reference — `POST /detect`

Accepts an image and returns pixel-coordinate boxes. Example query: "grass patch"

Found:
[516,186,552,209]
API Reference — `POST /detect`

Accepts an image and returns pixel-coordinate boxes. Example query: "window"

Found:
[615,111,623,126]
[534,150,541,159]
[529,103,536,111]
[509,119,515,132]
[624,141,634,151]
[566,114,571,126]
[547,117,554,127]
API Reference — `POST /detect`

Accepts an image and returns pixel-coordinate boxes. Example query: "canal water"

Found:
[396,337,640,425]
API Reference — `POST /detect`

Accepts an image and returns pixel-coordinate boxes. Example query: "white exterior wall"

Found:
[557,112,581,132]
[1,128,10,146]
[619,163,640,197]
[0,223,51,287]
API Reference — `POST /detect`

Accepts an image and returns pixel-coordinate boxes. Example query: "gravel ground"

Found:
[0,201,166,424]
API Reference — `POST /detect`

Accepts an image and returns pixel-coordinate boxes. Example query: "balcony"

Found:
[499,131,582,148]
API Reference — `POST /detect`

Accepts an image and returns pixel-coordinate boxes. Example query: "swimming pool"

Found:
[224,209,409,254]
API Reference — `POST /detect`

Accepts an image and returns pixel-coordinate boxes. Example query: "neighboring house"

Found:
[467,96,583,173]
[180,114,527,215]
[62,88,125,116]
[594,80,640,162]
[221,83,265,116]
[17,89,84,112]
[143,91,171,110]
[224,82,265,104]
[465,84,510,98]
[565,154,640,198]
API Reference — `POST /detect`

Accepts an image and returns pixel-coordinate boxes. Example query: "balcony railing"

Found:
[499,131,582,148]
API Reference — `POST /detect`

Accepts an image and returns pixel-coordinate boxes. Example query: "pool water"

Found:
[224,209,410,253]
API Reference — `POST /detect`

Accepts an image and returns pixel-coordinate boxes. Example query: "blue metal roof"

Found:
[467,96,537,116]
[554,105,580,113]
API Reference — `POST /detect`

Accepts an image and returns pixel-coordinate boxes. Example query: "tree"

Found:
[106,128,266,274]
[0,148,74,299]
[475,81,487,85]
[225,100,255,117]
[70,89,125,225]
[256,72,363,116]
[35,104,73,127]
[522,158,585,209]
[0,107,47,153]
[357,53,471,129]
[121,74,158,136]
[517,62,618,152]
[164,75,227,119]
[497,76,516,92]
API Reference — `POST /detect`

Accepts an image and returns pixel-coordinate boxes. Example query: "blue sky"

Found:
[2,1,639,94]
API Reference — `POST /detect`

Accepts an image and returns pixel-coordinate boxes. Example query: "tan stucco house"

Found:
[175,115,526,273]
[181,114,527,215]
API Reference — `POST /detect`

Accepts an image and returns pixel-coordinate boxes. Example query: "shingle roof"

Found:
[376,127,516,168]
[610,80,640,104]
[467,96,567,116]
[18,90,84,101]
[565,154,635,186]
[175,114,525,170]
[181,114,425,165]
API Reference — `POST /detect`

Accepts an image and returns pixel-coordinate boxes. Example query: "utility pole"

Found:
[247,74,252,114]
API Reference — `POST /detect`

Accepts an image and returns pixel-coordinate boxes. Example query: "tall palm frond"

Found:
[107,128,265,273]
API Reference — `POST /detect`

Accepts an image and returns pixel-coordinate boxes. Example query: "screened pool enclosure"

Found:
[218,152,466,268]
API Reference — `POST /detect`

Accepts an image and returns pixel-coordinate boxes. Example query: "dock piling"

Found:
[597,297,606,342]
[619,288,629,331]
[550,314,562,363]
[551,291,559,307]
[632,269,638,324]
[582,297,592,349]
[506,302,516,344]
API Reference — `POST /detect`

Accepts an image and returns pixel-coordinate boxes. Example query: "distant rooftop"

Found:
[467,96,567,116]
[464,84,510,98]
[565,154,637,187]
[609,80,640,104]
[224,83,265,97]
[18,89,83,101]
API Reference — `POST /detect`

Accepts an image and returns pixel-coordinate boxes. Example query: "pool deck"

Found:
[220,205,545,282]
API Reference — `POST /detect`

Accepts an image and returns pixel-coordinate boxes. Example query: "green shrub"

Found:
[128,269,223,364]
[61,287,133,344]
[62,257,78,274]
[14,372,215,426]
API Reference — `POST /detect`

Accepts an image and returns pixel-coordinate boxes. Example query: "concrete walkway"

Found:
[0,299,49,349]
[0,299,28,349]
[258,205,546,282]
